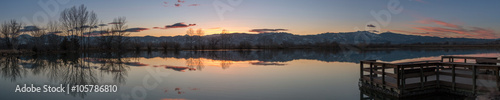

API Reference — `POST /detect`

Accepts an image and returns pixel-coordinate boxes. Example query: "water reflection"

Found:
[359,87,468,100]
[186,58,204,70]
[250,61,286,66]
[0,57,25,82]
[0,49,499,99]
[161,65,196,72]
[0,54,135,98]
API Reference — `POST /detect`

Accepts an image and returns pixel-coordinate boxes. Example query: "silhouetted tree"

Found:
[160,41,169,50]
[60,38,69,51]
[60,4,98,51]
[110,17,129,50]
[26,25,46,52]
[0,20,22,50]
[185,28,195,49]
[46,21,62,51]
[238,41,252,49]
[220,29,231,49]
[196,28,205,49]
[98,17,129,51]
[208,36,220,49]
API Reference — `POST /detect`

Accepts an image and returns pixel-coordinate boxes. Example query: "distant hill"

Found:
[19,31,495,45]
[127,31,494,45]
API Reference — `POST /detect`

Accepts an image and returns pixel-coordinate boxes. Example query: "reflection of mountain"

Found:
[80,49,500,63]
[250,61,286,66]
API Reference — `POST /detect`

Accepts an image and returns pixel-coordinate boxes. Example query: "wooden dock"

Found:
[359,56,500,98]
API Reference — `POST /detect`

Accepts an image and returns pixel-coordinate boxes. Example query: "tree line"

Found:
[0,5,343,53]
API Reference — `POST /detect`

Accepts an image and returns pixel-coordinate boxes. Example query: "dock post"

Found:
[420,65,424,89]
[472,65,477,95]
[497,68,500,92]
[436,65,440,88]
[401,65,405,94]
[396,65,400,89]
[452,64,456,91]
[360,61,363,80]
[382,64,386,89]
[370,63,373,85]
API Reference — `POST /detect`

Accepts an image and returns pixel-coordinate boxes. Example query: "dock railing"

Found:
[360,56,500,97]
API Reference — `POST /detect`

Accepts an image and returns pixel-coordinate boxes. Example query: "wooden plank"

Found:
[371,78,398,89]
[440,62,500,67]
[404,72,435,78]
[386,81,398,89]
[360,61,363,79]
[441,56,496,60]
[404,81,438,89]
[440,71,472,78]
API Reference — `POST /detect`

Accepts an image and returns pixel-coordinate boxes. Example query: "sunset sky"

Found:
[1,0,499,38]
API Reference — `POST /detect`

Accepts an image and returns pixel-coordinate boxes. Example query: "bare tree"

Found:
[85,11,98,50]
[110,17,128,50]
[186,28,195,36]
[99,17,129,50]
[196,28,204,36]
[0,20,23,50]
[196,28,205,49]
[220,29,231,49]
[185,28,195,49]
[27,25,47,51]
[59,4,98,51]
[46,21,62,51]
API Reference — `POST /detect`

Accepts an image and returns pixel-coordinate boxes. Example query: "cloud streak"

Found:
[416,19,460,28]
[249,28,288,33]
[397,18,500,39]
[156,22,196,29]
[125,28,149,32]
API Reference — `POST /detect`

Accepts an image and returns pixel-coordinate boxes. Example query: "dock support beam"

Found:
[452,64,456,91]
[382,64,386,89]
[370,63,373,85]
[472,65,477,95]
[360,61,363,79]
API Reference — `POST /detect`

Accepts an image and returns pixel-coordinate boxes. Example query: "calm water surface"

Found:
[0,49,499,100]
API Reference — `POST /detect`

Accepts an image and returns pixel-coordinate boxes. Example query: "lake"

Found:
[1,49,499,100]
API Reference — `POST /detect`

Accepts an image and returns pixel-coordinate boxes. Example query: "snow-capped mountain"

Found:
[126,31,492,45]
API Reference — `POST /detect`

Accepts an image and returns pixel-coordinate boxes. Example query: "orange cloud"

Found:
[416,19,460,28]
[411,26,499,39]
[249,28,288,33]
[390,30,437,37]
[394,18,500,39]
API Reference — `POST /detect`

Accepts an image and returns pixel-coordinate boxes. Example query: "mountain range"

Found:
[132,31,495,45]
[18,31,496,45]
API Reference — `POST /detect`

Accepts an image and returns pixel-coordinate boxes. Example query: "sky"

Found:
[0,0,499,39]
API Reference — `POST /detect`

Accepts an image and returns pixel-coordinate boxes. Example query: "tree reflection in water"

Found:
[186,58,204,71]
[0,56,25,82]
[0,53,134,98]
